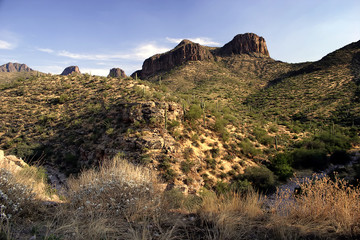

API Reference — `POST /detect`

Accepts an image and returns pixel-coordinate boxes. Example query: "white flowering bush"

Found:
[0,168,36,219]
[50,157,163,239]
[67,156,161,219]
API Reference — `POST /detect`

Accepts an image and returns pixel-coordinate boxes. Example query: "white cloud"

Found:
[81,68,109,76]
[37,48,54,53]
[55,42,170,62]
[33,65,64,74]
[57,50,130,61]
[133,43,170,59]
[0,40,14,50]
[166,37,220,46]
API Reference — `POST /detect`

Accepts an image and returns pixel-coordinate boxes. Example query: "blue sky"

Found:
[0,0,359,76]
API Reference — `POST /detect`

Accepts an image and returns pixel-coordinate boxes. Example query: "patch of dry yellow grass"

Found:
[271,175,360,238]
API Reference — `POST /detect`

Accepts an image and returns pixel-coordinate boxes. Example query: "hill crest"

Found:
[0,62,34,72]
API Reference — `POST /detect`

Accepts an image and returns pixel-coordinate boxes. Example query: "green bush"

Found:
[230,179,253,194]
[314,132,351,153]
[239,139,261,157]
[180,160,194,174]
[185,104,202,121]
[270,153,293,181]
[243,166,275,192]
[252,127,273,146]
[214,181,231,195]
[291,148,328,170]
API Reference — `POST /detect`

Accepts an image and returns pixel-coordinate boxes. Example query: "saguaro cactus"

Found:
[201,99,206,126]
[164,104,168,130]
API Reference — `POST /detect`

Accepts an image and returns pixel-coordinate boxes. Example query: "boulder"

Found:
[61,66,81,75]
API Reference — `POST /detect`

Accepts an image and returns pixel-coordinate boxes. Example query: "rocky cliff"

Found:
[132,33,270,79]
[61,66,81,75]
[0,62,34,72]
[108,68,127,78]
[133,40,214,79]
[218,33,269,57]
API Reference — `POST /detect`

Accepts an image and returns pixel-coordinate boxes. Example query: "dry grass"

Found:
[197,191,265,240]
[270,175,360,239]
[49,156,181,239]
[2,154,360,239]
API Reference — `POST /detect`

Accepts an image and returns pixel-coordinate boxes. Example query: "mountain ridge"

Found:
[133,33,270,79]
[0,62,34,72]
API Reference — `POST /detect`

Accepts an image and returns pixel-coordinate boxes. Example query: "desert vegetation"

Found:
[1,156,360,239]
[1,36,360,239]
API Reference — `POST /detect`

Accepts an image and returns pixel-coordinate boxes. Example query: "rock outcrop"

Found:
[108,68,127,78]
[0,62,34,72]
[133,40,214,78]
[0,150,28,173]
[218,33,269,57]
[132,33,270,79]
[61,66,81,75]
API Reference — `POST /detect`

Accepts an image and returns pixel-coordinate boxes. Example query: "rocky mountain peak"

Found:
[219,33,269,57]
[135,38,214,78]
[0,62,34,72]
[132,33,271,79]
[61,66,81,75]
[108,68,127,78]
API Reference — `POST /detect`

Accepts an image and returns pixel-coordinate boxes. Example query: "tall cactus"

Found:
[182,102,186,121]
[201,99,206,126]
[164,104,168,130]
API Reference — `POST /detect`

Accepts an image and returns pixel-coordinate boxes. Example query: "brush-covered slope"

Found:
[1,73,277,193]
[246,40,360,125]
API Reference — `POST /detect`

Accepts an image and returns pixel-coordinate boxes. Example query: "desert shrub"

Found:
[167,120,180,132]
[214,181,231,195]
[268,124,279,133]
[185,104,202,121]
[315,132,352,152]
[300,131,352,154]
[183,147,194,160]
[230,179,253,194]
[205,158,217,169]
[210,147,220,158]
[180,160,194,174]
[252,127,273,146]
[291,148,328,170]
[58,93,70,103]
[239,138,261,157]
[213,117,230,141]
[270,153,293,181]
[243,166,275,192]
[66,157,160,219]
[0,169,36,218]
[163,188,185,209]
